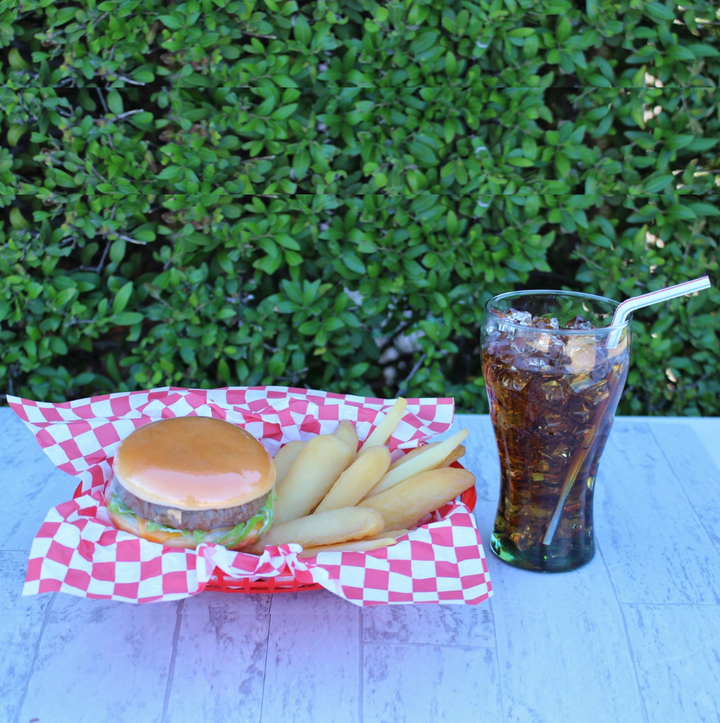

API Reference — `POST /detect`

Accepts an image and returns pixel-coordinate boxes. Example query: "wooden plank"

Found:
[261,590,361,723]
[165,606,270,723]
[454,415,500,503]
[623,603,720,723]
[596,420,720,604]
[362,601,495,648]
[363,643,504,723]
[0,551,53,723]
[0,550,52,618]
[490,555,646,723]
[648,422,720,553]
[633,416,720,472]
[17,595,178,723]
[0,611,47,723]
[0,410,78,552]
[357,417,500,722]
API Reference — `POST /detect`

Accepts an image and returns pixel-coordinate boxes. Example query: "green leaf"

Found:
[342,254,366,274]
[643,175,674,193]
[409,141,438,166]
[129,111,154,128]
[685,44,720,58]
[555,152,570,178]
[410,31,439,55]
[686,203,720,217]
[133,226,156,243]
[644,2,675,21]
[115,312,144,326]
[293,150,310,180]
[557,17,571,43]
[685,138,719,152]
[270,104,298,120]
[275,234,301,251]
[54,7,77,25]
[665,135,694,150]
[55,288,77,308]
[112,281,133,315]
[107,90,123,115]
[294,14,311,45]
[158,14,182,29]
[110,239,126,264]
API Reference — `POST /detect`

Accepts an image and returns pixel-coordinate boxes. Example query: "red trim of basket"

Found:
[73,461,476,594]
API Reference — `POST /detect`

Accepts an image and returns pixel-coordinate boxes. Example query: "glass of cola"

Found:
[482,290,632,572]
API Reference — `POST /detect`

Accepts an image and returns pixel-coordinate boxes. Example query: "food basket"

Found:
[12,387,492,607]
[73,476,478,594]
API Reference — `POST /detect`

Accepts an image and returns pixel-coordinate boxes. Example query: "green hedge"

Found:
[1,0,719,415]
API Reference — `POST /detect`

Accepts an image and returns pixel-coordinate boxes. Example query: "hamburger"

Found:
[106,416,275,550]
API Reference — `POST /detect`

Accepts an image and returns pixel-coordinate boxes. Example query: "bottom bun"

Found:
[108,509,268,551]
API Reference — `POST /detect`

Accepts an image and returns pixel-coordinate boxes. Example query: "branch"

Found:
[115,233,147,246]
[107,75,146,85]
[111,109,145,121]
[96,88,109,114]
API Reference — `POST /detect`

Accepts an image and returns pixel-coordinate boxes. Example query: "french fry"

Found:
[249,506,384,554]
[298,537,397,559]
[388,442,440,471]
[439,444,466,468]
[363,397,407,448]
[364,428,469,498]
[272,440,305,486]
[358,467,476,532]
[274,435,354,524]
[314,445,391,513]
[333,419,358,457]
[361,529,409,541]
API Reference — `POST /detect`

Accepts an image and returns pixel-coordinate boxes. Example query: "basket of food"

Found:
[11,387,492,606]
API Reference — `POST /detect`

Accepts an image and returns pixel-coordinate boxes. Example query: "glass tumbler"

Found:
[482,290,631,572]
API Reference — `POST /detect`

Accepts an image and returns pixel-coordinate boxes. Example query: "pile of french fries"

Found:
[246,399,475,558]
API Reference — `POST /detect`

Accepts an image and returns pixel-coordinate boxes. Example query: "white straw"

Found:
[606,276,712,349]
[543,275,712,546]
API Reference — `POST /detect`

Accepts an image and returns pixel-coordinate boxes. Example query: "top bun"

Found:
[113,417,275,511]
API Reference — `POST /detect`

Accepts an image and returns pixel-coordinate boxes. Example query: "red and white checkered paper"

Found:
[8,386,492,606]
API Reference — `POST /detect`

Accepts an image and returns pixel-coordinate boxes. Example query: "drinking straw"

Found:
[543,275,712,546]
[541,366,619,547]
[606,276,712,349]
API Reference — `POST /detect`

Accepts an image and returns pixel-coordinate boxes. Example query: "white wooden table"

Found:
[2,409,719,723]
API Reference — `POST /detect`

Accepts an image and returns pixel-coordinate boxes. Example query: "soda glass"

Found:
[481,291,631,572]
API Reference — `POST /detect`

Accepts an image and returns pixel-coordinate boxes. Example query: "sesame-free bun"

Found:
[113,416,275,511]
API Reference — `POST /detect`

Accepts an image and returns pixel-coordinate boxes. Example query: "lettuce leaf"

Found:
[107,490,275,547]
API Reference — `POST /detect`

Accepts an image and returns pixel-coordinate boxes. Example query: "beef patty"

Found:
[113,477,270,531]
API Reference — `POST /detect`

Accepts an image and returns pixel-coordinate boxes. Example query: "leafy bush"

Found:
[1,0,719,415]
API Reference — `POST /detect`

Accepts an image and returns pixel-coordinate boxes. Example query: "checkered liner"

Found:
[8,386,493,606]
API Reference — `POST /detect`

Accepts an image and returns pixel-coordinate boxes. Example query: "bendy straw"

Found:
[543,275,712,546]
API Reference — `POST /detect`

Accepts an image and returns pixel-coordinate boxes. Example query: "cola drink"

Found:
[482,292,631,572]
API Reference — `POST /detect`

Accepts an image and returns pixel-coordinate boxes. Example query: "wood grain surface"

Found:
[2,409,719,723]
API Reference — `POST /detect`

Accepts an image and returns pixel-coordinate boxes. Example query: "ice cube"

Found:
[524,354,553,372]
[527,333,551,354]
[565,336,597,376]
[580,378,612,407]
[569,372,595,392]
[526,330,564,360]
[532,316,560,330]
[503,309,534,327]
[565,315,595,330]
[540,380,569,404]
